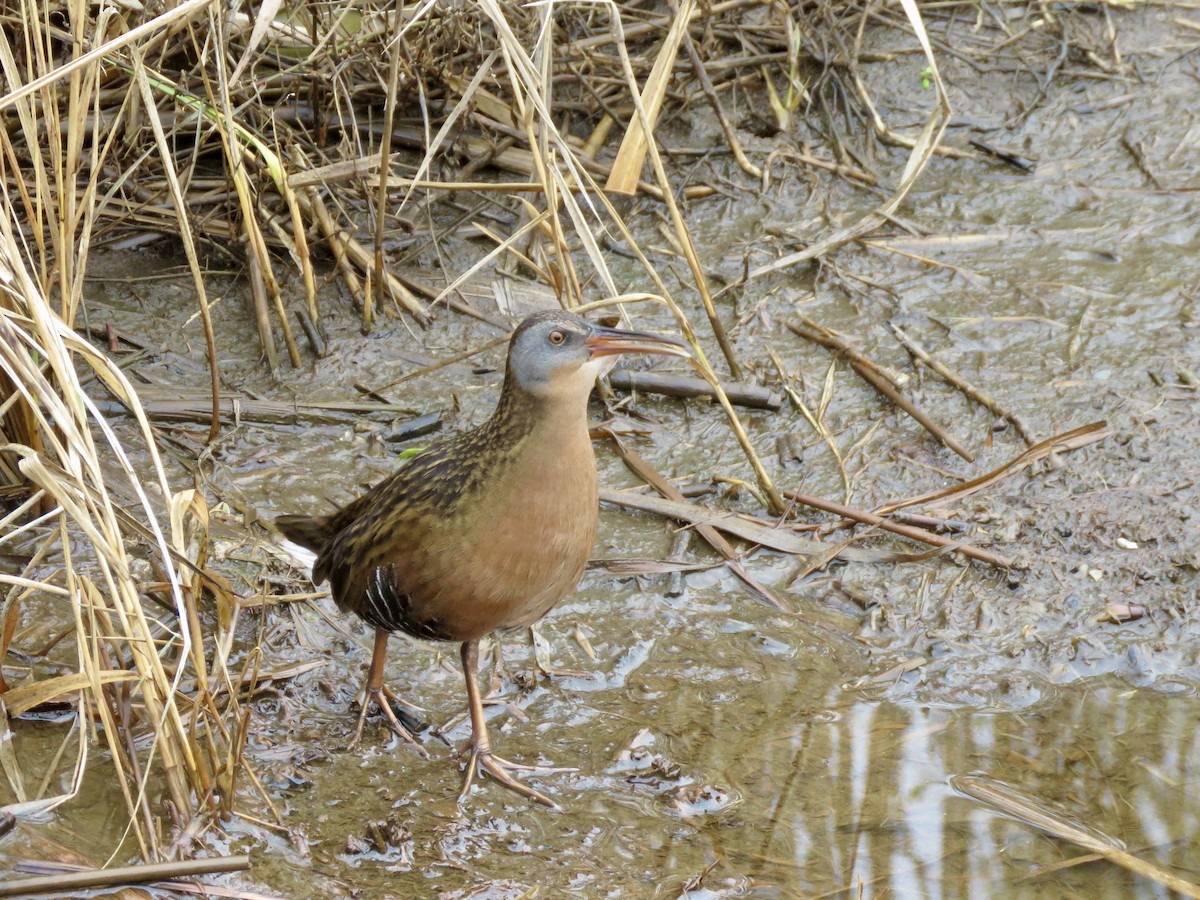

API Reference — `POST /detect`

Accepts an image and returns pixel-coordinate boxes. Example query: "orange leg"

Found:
[457,639,572,808]
[349,629,427,757]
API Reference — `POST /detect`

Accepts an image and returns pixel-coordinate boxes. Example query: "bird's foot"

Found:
[457,743,574,809]
[350,685,429,758]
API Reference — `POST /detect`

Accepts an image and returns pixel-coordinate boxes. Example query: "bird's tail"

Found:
[274,514,332,553]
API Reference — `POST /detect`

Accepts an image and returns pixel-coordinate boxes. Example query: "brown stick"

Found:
[0,855,250,898]
[681,30,760,179]
[787,318,975,462]
[783,489,1011,569]
[888,322,1036,446]
[607,371,782,410]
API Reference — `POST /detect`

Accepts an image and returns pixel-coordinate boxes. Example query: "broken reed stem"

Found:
[787,317,975,462]
[952,775,1200,899]
[783,488,1011,568]
[0,854,250,898]
[888,322,1037,446]
[681,29,761,179]
[600,487,884,564]
[526,11,589,306]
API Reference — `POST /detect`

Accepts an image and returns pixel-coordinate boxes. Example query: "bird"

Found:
[275,309,689,807]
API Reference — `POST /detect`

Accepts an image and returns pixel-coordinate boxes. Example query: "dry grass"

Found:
[0,0,1122,864]
[0,225,224,858]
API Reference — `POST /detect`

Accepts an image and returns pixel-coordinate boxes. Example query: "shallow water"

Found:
[8,654,1200,896]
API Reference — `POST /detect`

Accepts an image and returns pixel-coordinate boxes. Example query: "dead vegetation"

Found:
[0,0,1163,886]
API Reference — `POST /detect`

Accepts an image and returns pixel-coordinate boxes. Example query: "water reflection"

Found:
[685,686,1200,897]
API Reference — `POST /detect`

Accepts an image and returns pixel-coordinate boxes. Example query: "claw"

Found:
[458,744,574,809]
[349,686,428,758]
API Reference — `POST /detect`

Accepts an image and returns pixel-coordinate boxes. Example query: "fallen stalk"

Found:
[599,487,887,563]
[787,318,975,462]
[604,434,787,611]
[607,371,782,410]
[875,421,1111,515]
[888,321,1036,446]
[784,489,1010,569]
[952,776,1200,899]
[0,854,250,898]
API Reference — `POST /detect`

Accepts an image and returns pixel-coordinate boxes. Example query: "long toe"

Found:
[458,747,573,809]
[349,686,428,758]
[380,685,429,728]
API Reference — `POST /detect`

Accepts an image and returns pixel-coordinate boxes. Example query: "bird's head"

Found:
[505,310,689,401]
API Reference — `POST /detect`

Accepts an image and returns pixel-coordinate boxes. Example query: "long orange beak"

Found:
[585,322,690,359]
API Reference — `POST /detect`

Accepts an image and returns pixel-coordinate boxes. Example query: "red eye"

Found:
[548,330,565,345]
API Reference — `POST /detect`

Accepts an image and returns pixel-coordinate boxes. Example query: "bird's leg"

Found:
[350,629,427,756]
[457,639,573,809]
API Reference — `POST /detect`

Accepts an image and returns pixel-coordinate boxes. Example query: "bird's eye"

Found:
[548,330,566,345]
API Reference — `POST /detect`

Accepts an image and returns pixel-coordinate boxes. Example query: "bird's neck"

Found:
[488,376,593,448]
